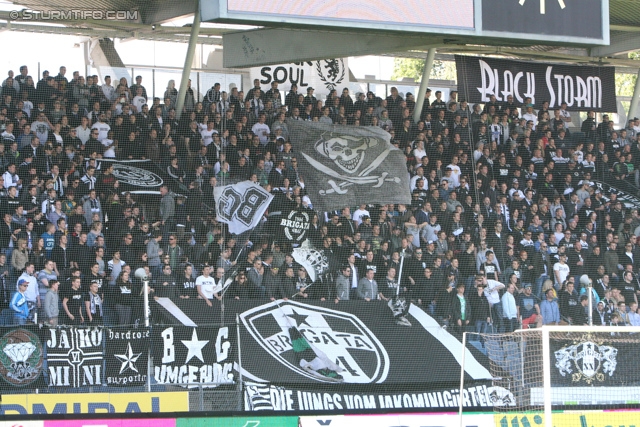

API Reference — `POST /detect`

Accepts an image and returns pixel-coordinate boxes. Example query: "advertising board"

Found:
[0,392,189,415]
[299,413,494,427]
[177,417,298,427]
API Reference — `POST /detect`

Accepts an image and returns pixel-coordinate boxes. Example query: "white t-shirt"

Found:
[200,128,216,147]
[76,126,91,144]
[91,122,111,142]
[446,164,461,188]
[352,208,370,226]
[31,120,50,143]
[523,112,537,129]
[102,139,116,158]
[484,279,504,305]
[132,96,147,112]
[196,275,216,299]
[22,100,33,118]
[553,262,570,285]
[252,122,270,144]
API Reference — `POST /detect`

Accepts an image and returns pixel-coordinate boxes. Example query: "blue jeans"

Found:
[503,317,518,333]
[12,314,27,325]
[475,320,489,335]
[490,302,503,332]
[474,320,489,344]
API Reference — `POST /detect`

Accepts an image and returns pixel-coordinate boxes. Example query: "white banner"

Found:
[214,182,273,235]
[250,58,350,101]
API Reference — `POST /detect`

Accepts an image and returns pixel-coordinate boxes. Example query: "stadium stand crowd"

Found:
[2,66,640,332]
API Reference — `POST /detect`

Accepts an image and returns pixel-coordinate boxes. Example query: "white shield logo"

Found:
[241,300,389,383]
[576,342,599,378]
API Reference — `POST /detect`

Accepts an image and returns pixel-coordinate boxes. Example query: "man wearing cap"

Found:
[518,283,542,328]
[303,87,316,107]
[11,278,30,324]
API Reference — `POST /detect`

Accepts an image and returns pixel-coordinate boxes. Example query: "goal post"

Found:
[460,325,640,427]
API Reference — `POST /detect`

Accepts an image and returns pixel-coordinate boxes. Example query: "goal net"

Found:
[461,326,640,427]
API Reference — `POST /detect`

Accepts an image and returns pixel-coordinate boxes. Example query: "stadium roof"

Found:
[2,0,640,67]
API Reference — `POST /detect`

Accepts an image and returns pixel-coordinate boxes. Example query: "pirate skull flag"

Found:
[287,120,410,211]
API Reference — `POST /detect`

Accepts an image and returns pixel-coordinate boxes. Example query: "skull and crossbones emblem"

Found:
[315,135,377,174]
[302,132,400,195]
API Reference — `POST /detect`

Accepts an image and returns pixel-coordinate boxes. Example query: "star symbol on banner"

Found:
[114,342,142,374]
[182,328,209,364]
[287,309,311,328]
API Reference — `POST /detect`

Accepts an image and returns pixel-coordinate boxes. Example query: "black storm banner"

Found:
[105,327,150,387]
[287,119,411,212]
[455,55,617,112]
[46,327,103,388]
[151,326,235,387]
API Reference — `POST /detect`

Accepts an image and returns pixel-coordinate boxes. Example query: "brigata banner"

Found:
[153,298,508,411]
[455,55,617,112]
[151,326,235,387]
[105,327,150,387]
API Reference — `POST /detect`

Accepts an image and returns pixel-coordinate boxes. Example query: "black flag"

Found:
[287,120,410,212]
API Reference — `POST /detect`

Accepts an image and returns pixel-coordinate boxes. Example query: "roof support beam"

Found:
[223,28,438,68]
[413,48,437,124]
[175,3,201,120]
[590,33,640,57]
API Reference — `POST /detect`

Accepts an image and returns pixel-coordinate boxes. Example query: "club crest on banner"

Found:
[241,300,389,384]
[0,328,44,387]
[292,241,328,282]
[554,341,617,384]
[112,163,164,187]
[315,59,345,90]
[281,210,310,243]
[486,386,516,407]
